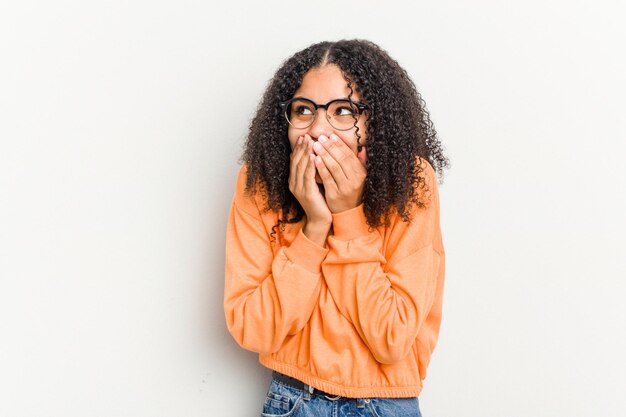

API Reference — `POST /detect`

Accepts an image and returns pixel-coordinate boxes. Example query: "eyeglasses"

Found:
[279,97,369,131]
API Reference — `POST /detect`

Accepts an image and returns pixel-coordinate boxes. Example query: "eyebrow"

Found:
[292,96,354,102]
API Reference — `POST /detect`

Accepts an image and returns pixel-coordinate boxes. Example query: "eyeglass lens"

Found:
[286,99,360,130]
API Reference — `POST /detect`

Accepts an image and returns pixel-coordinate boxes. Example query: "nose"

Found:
[307,109,333,140]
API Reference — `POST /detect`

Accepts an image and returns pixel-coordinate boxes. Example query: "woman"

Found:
[224,39,449,417]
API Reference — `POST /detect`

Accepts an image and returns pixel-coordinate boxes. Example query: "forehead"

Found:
[293,64,360,102]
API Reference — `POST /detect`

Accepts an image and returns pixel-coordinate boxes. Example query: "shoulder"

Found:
[232,164,267,218]
[233,164,249,198]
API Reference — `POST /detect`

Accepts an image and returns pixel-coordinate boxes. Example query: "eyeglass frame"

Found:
[279,97,369,131]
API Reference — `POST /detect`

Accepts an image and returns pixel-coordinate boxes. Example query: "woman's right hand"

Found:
[289,135,332,244]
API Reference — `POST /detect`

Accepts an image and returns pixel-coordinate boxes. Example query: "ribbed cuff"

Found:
[283,228,329,273]
[331,204,372,240]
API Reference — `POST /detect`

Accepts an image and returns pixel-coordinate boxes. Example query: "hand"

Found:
[288,135,333,227]
[312,133,367,213]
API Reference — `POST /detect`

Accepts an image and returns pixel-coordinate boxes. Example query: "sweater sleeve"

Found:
[224,166,329,355]
[322,162,444,364]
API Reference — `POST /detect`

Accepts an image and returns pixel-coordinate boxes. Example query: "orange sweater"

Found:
[224,160,445,398]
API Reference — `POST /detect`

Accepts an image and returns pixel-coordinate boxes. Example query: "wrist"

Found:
[303,220,332,247]
[328,196,362,214]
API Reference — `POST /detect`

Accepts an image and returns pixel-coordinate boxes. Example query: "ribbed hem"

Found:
[259,355,423,398]
[331,204,372,241]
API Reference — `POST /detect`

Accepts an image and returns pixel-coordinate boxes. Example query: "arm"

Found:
[322,164,444,364]
[224,166,329,355]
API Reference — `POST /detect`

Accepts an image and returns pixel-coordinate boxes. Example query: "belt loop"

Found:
[356,398,365,408]
[303,384,312,401]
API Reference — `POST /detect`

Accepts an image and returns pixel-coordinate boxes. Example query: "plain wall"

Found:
[1,1,625,416]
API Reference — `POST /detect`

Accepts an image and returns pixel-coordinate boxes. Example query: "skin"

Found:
[287,64,368,247]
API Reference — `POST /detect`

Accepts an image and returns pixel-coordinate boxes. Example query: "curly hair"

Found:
[241,39,450,241]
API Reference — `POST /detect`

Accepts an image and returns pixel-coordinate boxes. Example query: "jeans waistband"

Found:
[272,371,339,399]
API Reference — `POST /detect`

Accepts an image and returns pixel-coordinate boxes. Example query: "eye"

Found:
[335,106,356,116]
[294,105,314,115]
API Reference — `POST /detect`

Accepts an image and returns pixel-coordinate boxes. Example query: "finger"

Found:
[304,154,325,202]
[296,138,313,182]
[290,136,307,163]
[313,138,348,184]
[330,133,359,156]
[317,134,364,181]
[320,134,352,164]
[328,133,367,177]
[289,136,307,189]
[290,138,305,176]
[300,134,317,177]
[314,155,339,195]
[304,153,316,180]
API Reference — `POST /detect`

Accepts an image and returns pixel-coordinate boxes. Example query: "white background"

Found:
[1,1,625,416]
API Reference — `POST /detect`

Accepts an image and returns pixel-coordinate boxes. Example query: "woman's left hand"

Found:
[312,133,367,213]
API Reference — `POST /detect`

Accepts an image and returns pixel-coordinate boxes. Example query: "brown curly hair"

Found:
[240,39,450,240]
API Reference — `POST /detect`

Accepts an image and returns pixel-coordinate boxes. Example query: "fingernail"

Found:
[318,135,327,144]
[330,134,338,142]
[313,142,323,152]
[297,136,303,144]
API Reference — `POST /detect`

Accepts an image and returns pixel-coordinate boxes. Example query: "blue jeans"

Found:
[261,377,423,417]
